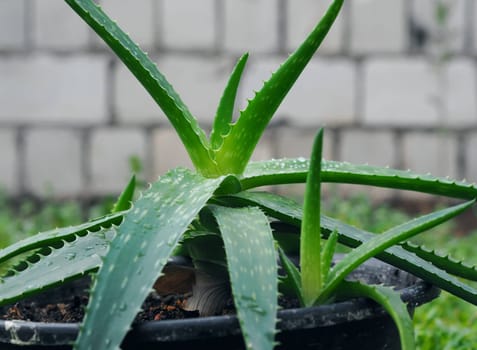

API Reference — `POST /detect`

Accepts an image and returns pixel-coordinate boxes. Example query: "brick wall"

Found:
[0,0,476,200]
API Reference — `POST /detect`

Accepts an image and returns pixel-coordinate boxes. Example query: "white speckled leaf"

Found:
[211,206,278,350]
[75,168,225,350]
[0,229,115,305]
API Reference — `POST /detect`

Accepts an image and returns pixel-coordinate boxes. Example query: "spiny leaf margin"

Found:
[75,169,228,350]
[65,0,218,176]
[241,158,477,199]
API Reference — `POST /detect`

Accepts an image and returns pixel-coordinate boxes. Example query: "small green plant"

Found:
[0,1,477,349]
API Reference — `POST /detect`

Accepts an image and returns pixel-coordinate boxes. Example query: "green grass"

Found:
[0,191,113,248]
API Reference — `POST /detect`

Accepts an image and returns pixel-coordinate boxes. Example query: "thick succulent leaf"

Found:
[211,206,278,350]
[111,175,136,213]
[75,169,226,350]
[215,0,344,174]
[336,282,415,350]
[321,229,338,284]
[241,159,477,199]
[277,246,304,306]
[210,53,249,150]
[319,200,474,303]
[0,211,123,267]
[65,0,217,176]
[224,191,477,305]
[401,241,477,281]
[300,130,323,305]
[0,229,115,306]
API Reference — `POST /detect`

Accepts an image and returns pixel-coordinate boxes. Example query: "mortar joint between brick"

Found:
[340,0,351,56]
[80,128,92,200]
[107,57,117,126]
[23,0,34,52]
[354,57,364,127]
[15,127,26,196]
[277,0,287,55]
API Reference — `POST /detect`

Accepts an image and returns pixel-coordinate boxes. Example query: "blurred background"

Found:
[0,0,476,202]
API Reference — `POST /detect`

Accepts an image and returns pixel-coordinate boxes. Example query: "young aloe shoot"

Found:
[300,128,327,305]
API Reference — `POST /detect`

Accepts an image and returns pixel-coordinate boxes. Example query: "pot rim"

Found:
[0,259,439,346]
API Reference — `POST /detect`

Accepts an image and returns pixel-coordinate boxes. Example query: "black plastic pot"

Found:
[0,258,439,350]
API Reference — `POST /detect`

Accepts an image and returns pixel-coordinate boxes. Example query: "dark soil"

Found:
[1,287,300,324]
[1,291,200,324]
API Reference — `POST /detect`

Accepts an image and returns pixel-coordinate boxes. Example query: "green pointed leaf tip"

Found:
[112,175,136,213]
[215,0,344,174]
[211,206,278,350]
[210,53,249,151]
[301,129,324,306]
[75,169,226,350]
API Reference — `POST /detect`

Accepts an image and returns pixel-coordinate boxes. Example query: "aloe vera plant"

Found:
[1,0,477,349]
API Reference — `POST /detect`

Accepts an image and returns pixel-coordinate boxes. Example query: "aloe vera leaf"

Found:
[0,211,123,266]
[65,0,218,176]
[210,53,249,151]
[336,282,415,350]
[321,229,338,284]
[224,191,477,305]
[241,158,477,200]
[401,241,477,281]
[211,205,278,350]
[318,200,475,303]
[74,169,226,350]
[111,175,136,213]
[277,246,304,306]
[215,0,344,174]
[301,130,323,305]
[0,229,115,306]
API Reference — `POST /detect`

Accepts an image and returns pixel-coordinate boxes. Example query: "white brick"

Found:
[24,129,83,197]
[286,0,344,54]
[402,132,458,179]
[350,0,406,54]
[363,59,439,127]
[239,58,356,126]
[411,0,466,53]
[0,55,108,125]
[445,59,477,126]
[465,133,477,184]
[0,129,18,194]
[275,127,334,160]
[97,0,154,49]
[224,0,279,54]
[161,0,216,50]
[152,128,193,177]
[90,128,147,195]
[114,63,161,124]
[117,55,232,125]
[157,55,232,124]
[336,130,398,201]
[0,0,26,49]
[340,130,396,167]
[33,0,90,49]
